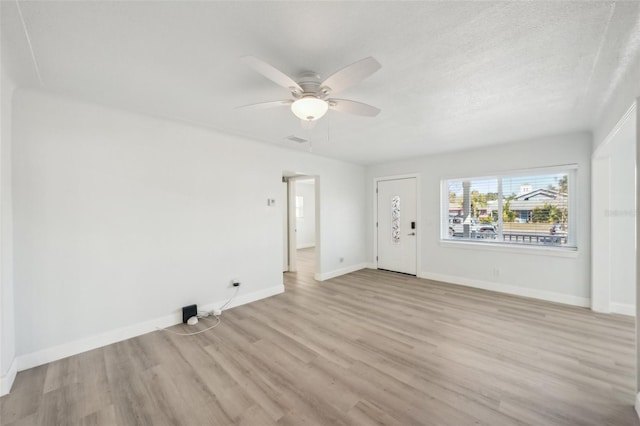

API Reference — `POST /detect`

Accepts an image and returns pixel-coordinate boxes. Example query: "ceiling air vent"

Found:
[285,135,308,144]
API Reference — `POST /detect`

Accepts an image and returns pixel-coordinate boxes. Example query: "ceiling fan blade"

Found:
[328,99,380,117]
[241,56,303,94]
[320,57,381,95]
[236,99,294,110]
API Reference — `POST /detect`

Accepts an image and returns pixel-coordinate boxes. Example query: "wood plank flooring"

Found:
[1,247,638,425]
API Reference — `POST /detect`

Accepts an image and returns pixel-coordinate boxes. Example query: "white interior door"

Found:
[377,178,417,275]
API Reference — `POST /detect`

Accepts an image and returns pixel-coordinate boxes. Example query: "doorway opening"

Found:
[282,174,319,280]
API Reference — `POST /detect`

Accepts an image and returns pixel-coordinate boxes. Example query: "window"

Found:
[295,196,304,218]
[442,167,575,248]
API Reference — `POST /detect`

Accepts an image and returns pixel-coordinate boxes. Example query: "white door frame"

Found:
[373,174,421,276]
[282,181,288,272]
[287,179,298,272]
[284,175,320,276]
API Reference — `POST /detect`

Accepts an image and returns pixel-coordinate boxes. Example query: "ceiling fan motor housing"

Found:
[294,72,324,98]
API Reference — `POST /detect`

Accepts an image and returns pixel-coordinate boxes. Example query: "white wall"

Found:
[12,89,367,363]
[609,118,636,314]
[586,19,640,393]
[591,111,636,316]
[295,180,315,249]
[366,132,592,306]
[591,155,611,313]
[0,64,16,395]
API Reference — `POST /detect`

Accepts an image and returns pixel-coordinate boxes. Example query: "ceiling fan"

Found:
[238,56,382,124]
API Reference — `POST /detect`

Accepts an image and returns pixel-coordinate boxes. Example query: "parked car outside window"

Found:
[449,216,496,238]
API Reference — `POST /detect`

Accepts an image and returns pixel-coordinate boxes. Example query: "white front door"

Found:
[377,178,417,275]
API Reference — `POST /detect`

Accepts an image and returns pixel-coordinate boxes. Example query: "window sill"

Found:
[439,239,579,258]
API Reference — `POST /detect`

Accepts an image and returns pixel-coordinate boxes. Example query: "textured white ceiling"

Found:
[2,1,639,165]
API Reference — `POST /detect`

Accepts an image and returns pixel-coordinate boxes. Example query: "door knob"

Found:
[408,232,416,236]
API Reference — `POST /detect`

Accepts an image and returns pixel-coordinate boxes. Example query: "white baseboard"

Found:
[365,262,377,269]
[17,284,284,373]
[0,357,18,396]
[206,284,284,313]
[315,263,367,281]
[18,313,178,372]
[420,271,591,308]
[635,392,640,422]
[296,243,316,249]
[610,302,636,316]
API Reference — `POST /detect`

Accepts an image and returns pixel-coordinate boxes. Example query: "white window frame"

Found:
[440,165,578,251]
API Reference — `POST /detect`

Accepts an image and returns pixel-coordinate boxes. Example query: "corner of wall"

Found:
[315,263,367,281]
[0,356,17,396]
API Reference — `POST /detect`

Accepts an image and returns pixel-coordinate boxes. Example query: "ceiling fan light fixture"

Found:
[291,96,328,121]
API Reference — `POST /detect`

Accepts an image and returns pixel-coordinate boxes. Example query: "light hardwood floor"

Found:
[1,247,638,425]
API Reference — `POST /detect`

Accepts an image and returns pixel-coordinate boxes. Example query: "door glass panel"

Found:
[391,195,400,244]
